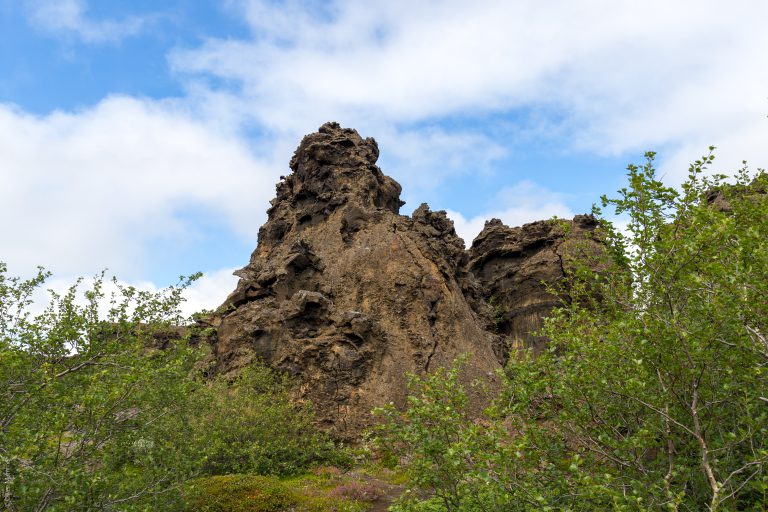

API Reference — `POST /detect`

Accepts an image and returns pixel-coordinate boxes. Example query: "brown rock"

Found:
[467,215,607,360]
[209,123,501,438]
[205,122,607,438]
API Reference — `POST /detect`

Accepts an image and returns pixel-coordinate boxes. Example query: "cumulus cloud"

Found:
[0,96,278,278]
[25,0,154,43]
[447,181,573,246]
[172,0,768,181]
[373,125,507,195]
[180,266,239,316]
[6,0,768,309]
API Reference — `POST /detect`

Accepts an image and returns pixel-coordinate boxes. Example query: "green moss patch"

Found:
[184,469,396,512]
[184,475,296,512]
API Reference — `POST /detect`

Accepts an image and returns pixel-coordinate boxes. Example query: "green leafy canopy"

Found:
[0,267,345,511]
[377,153,768,511]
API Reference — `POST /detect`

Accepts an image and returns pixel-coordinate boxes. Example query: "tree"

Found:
[378,153,768,511]
[375,360,510,511]
[521,154,768,510]
[0,266,346,511]
[0,267,204,511]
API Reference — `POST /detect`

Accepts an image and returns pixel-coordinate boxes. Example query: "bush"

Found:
[188,365,351,478]
[374,360,522,511]
[0,266,348,511]
[377,156,768,511]
[0,268,201,511]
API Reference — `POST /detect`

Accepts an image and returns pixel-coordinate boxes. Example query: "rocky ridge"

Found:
[202,122,606,438]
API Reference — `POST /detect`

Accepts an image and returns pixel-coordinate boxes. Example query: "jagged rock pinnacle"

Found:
[204,123,608,438]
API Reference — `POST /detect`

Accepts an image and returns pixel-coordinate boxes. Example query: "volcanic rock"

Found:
[208,123,501,437]
[206,122,607,438]
[468,215,606,360]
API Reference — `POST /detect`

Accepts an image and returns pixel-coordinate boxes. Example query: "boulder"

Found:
[468,215,606,360]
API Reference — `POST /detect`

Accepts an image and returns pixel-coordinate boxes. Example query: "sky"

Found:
[1,0,767,315]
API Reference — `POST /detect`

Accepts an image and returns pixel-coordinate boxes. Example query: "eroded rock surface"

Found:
[468,215,606,359]
[204,122,606,437]
[207,123,501,437]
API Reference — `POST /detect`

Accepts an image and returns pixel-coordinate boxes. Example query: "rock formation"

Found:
[203,122,606,438]
[468,215,605,358]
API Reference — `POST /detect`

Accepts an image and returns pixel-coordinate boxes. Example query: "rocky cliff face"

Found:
[203,122,606,438]
[468,215,605,359]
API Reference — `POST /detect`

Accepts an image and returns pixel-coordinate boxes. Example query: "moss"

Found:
[184,473,371,512]
[281,474,371,512]
[184,475,295,511]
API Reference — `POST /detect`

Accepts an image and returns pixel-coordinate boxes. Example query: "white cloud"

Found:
[27,266,238,320]
[0,96,278,278]
[447,181,573,246]
[181,267,239,316]
[6,0,768,312]
[26,0,154,43]
[172,0,768,181]
[374,124,507,194]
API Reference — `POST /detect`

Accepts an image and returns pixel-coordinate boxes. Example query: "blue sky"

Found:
[2,0,767,313]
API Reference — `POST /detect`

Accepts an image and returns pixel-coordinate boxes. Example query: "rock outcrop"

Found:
[203,122,606,438]
[468,215,605,359]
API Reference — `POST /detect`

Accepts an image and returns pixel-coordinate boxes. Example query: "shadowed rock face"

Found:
[468,215,605,359]
[204,122,606,438]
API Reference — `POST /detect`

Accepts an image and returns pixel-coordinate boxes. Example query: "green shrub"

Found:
[0,264,348,511]
[374,359,519,511]
[375,158,768,511]
[187,365,351,478]
[389,497,450,512]
[0,268,203,511]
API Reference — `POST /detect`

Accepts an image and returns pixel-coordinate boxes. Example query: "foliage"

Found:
[189,365,350,478]
[374,360,539,511]
[520,155,768,510]
[0,266,347,511]
[0,267,201,511]
[377,153,768,511]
